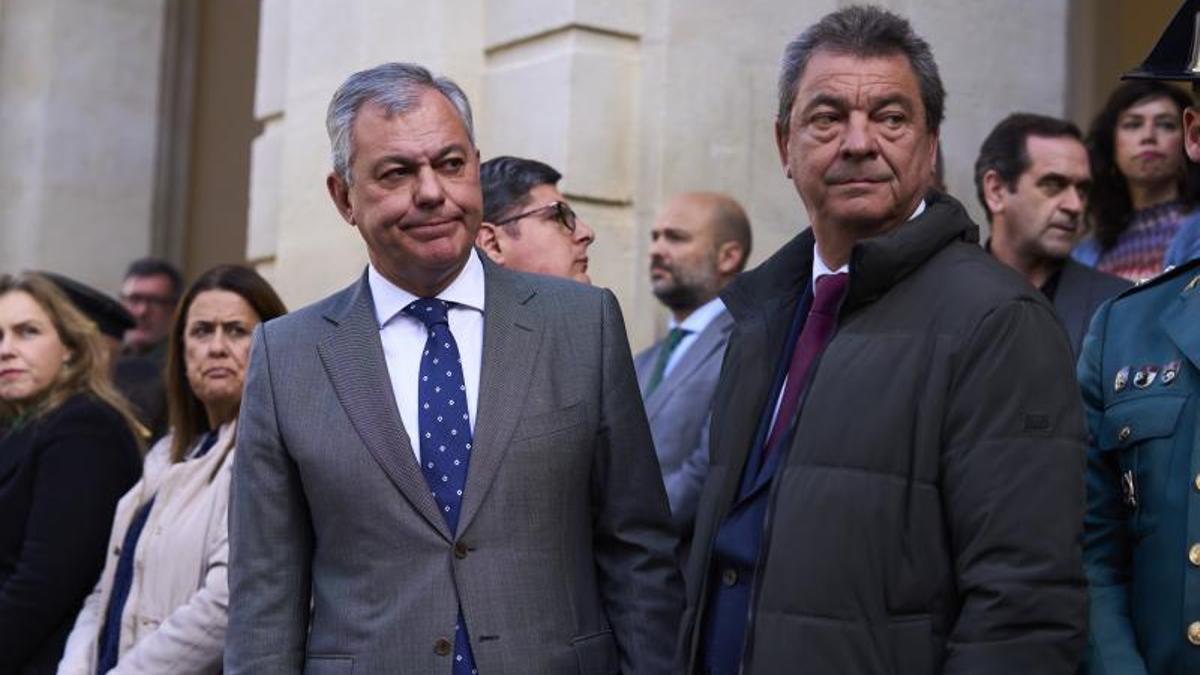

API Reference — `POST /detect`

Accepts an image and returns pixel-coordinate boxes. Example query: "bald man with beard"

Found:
[635,192,751,540]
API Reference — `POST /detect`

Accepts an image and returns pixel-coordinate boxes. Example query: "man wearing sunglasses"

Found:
[477,156,596,283]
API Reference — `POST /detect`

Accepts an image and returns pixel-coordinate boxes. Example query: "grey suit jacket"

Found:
[225,258,683,675]
[1052,259,1130,358]
[634,310,733,533]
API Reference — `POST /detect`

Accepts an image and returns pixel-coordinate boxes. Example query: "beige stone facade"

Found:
[0,0,1182,350]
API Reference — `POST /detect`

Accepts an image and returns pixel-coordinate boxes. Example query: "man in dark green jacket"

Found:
[680,6,1088,674]
[1081,2,1200,672]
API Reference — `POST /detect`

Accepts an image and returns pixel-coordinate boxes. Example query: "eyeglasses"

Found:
[494,201,578,233]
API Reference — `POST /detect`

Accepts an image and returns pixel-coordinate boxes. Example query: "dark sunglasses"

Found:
[494,201,577,233]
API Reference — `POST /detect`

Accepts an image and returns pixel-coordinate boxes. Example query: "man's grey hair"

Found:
[777,5,945,135]
[326,62,475,185]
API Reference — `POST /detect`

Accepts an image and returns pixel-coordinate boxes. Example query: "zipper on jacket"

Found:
[738,306,846,675]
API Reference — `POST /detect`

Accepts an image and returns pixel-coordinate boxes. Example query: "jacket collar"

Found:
[722,191,978,318]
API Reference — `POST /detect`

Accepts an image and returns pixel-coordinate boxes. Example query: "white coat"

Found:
[57,421,235,675]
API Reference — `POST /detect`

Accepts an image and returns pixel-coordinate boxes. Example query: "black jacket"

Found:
[1051,258,1131,358]
[682,192,1088,674]
[0,394,141,674]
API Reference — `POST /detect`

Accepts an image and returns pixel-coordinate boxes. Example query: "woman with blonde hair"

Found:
[58,265,285,675]
[0,272,143,674]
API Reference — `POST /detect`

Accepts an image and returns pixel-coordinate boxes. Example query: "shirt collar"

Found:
[669,296,727,333]
[368,248,486,328]
[811,199,926,283]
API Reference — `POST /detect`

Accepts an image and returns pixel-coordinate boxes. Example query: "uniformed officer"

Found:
[1082,2,1200,672]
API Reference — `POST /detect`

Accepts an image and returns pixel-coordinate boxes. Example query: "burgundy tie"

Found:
[762,272,848,458]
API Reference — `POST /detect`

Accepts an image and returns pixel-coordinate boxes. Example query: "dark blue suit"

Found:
[700,284,814,675]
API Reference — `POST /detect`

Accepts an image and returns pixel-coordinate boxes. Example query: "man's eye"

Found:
[879,113,906,127]
[440,157,465,173]
[810,113,838,129]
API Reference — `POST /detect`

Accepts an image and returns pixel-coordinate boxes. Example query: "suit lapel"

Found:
[710,296,793,516]
[457,260,543,534]
[643,311,733,420]
[317,275,452,542]
[1160,285,1200,372]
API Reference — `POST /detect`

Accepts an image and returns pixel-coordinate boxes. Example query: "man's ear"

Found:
[715,240,746,277]
[326,172,355,225]
[981,169,1009,216]
[476,222,505,265]
[1185,106,1200,163]
[775,120,792,177]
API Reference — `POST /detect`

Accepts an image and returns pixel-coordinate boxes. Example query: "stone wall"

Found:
[246,0,1074,351]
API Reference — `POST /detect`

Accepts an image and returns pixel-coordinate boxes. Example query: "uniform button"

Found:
[434,638,452,656]
[1190,544,1200,567]
[1194,473,1200,492]
[1189,622,1200,646]
[454,541,469,559]
[1118,425,1132,443]
[721,569,738,586]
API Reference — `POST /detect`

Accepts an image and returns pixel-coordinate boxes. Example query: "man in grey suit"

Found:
[225,62,682,675]
[975,113,1131,355]
[635,192,751,534]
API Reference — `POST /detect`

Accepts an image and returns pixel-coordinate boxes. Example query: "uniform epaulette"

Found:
[1111,257,1200,301]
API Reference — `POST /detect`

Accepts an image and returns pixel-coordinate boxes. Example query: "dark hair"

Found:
[165,265,286,463]
[1086,80,1200,250]
[124,257,183,299]
[974,113,1083,219]
[480,156,563,225]
[777,5,945,135]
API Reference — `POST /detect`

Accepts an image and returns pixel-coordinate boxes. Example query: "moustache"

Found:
[824,164,893,185]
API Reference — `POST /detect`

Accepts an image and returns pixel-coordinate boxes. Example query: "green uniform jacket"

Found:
[1081,258,1200,675]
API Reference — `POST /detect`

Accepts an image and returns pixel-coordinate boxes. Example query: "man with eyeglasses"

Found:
[114,257,181,440]
[118,257,181,355]
[477,156,596,283]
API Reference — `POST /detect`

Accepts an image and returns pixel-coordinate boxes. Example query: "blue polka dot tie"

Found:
[404,298,478,675]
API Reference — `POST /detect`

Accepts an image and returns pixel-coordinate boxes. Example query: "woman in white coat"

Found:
[58,265,285,675]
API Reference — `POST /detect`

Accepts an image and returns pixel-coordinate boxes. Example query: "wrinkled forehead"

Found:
[1023,135,1090,178]
[796,50,922,106]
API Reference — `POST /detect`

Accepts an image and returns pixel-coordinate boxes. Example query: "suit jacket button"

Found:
[1189,543,1200,567]
[721,569,738,586]
[1194,473,1200,492]
[434,638,452,655]
[454,541,469,559]
[1188,622,1200,646]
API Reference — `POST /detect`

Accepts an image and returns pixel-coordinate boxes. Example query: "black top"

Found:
[0,393,142,674]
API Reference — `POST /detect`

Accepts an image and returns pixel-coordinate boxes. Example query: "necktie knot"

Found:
[404,298,450,328]
[811,272,848,317]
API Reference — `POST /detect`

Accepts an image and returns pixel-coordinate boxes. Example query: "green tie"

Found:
[646,327,689,396]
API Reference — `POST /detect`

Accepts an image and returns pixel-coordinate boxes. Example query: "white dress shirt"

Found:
[662,296,728,379]
[368,250,485,461]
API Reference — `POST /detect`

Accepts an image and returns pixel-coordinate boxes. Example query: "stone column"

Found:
[0,0,168,293]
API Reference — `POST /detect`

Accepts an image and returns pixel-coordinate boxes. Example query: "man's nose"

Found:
[575,218,596,245]
[413,166,447,207]
[841,113,876,157]
[1061,186,1084,215]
